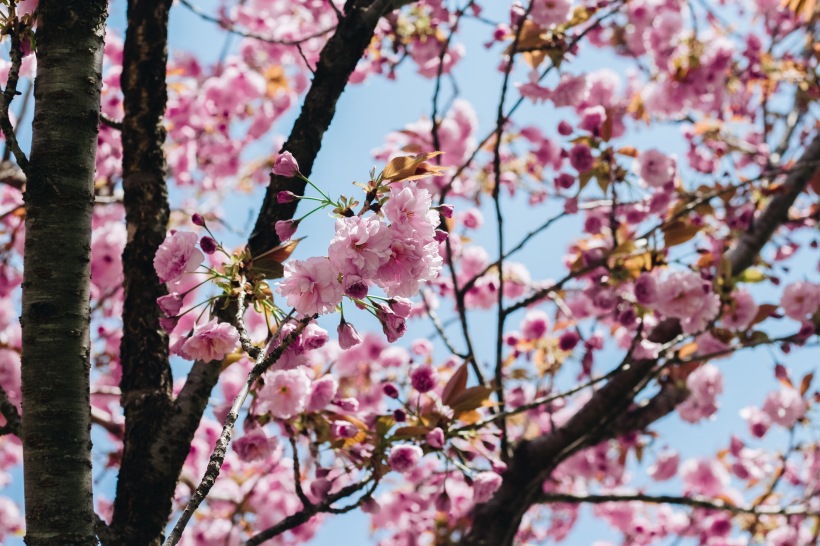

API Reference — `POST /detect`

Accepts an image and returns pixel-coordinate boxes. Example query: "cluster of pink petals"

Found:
[153,231,205,284]
[181,318,240,362]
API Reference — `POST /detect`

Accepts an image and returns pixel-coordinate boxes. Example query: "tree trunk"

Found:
[20,2,108,545]
[109,1,175,544]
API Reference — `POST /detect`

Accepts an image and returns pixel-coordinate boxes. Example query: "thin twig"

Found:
[100,113,123,131]
[163,312,316,546]
[422,290,465,358]
[178,0,337,46]
[0,8,30,173]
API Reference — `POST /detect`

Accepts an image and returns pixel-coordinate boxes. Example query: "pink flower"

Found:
[762,388,807,428]
[337,320,363,350]
[551,73,589,108]
[383,383,399,398]
[91,221,126,289]
[375,229,442,298]
[722,288,758,330]
[740,405,771,438]
[233,429,277,462]
[461,208,484,230]
[328,215,392,278]
[636,149,674,187]
[272,151,300,177]
[520,309,550,340]
[634,272,659,305]
[569,144,594,173]
[648,449,679,481]
[411,364,437,393]
[388,444,422,473]
[277,257,343,316]
[278,191,299,203]
[781,281,820,320]
[517,70,552,104]
[677,364,723,423]
[439,204,454,218]
[555,173,575,189]
[275,219,298,242]
[382,182,439,238]
[257,368,311,419]
[331,420,359,439]
[426,427,445,449]
[472,472,503,504]
[157,293,183,316]
[654,271,719,334]
[306,375,338,412]
[154,231,205,284]
[181,318,239,362]
[681,458,729,497]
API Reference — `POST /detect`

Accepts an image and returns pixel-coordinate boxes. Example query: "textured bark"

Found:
[20,2,108,545]
[247,0,415,257]
[108,1,175,545]
[461,135,820,546]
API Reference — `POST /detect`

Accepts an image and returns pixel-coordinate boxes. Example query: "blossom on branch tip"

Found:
[307,376,338,412]
[272,151,300,177]
[157,293,183,317]
[199,236,218,255]
[181,319,240,362]
[472,472,503,504]
[277,191,299,203]
[426,427,445,449]
[410,364,437,393]
[331,420,358,439]
[277,257,343,316]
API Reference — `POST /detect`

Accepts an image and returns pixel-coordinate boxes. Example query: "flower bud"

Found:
[434,230,449,242]
[557,120,573,136]
[157,293,183,316]
[393,408,407,422]
[337,320,363,350]
[382,383,399,399]
[331,420,359,439]
[435,491,452,512]
[159,316,179,333]
[426,427,445,449]
[275,219,299,242]
[439,204,454,218]
[278,191,299,203]
[191,213,205,226]
[200,236,218,255]
[272,151,299,177]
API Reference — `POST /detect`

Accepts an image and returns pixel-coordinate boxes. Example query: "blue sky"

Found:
[3,0,820,544]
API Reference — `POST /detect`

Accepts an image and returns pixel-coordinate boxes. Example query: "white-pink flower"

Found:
[181,318,239,362]
[647,449,679,481]
[328,215,393,279]
[680,458,729,497]
[277,257,343,316]
[654,271,719,334]
[677,364,723,423]
[781,281,820,321]
[153,231,205,284]
[375,229,442,298]
[472,471,503,504]
[635,149,674,187]
[306,375,338,412]
[382,182,439,238]
[257,368,311,419]
[531,0,572,28]
[762,387,807,428]
[722,288,758,330]
[550,73,589,108]
[233,429,277,462]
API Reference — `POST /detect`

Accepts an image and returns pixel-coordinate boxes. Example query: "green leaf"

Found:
[736,268,766,283]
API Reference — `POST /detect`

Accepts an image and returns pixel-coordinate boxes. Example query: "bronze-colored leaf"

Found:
[801,372,814,396]
[448,386,494,412]
[392,426,433,439]
[442,363,468,407]
[662,220,702,247]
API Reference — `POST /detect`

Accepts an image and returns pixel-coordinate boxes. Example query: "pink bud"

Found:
[434,230,449,242]
[337,320,363,350]
[191,213,205,226]
[382,383,399,399]
[275,219,298,242]
[435,491,452,512]
[199,236,217,255]
[557,120,573,136]
[426,427,445,449]
[558,331,580,352]
[157,293,183,316]
[393,408,406,422]
[272,151,299,177]
[278,191,299,203]
[331,420,359,439]
[159,316,179,333]
[389,297,413,318]
[439,204,454,218]
[343,274,369,300]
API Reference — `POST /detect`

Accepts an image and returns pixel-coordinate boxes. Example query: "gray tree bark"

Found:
[20,2,108,545]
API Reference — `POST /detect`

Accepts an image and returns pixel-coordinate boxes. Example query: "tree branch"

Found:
[0,10,29,173]
[247,0,418,257]
[538,492,815,517]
